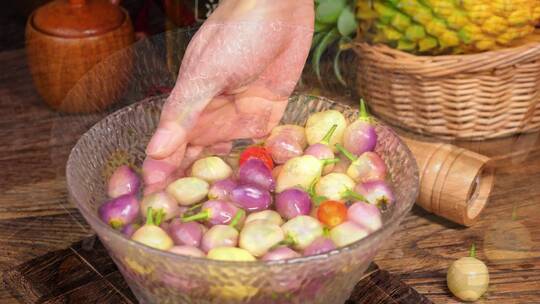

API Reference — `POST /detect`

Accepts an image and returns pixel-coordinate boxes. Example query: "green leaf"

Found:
[316,0,346,24]
[315,20,332,33]
[311,31,325,51]
[333,45,346,86]
[334,36,353,87]
[312,28,340,85]
[337,7,357,37]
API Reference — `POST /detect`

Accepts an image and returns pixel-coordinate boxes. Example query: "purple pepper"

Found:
[262,247,301,261]
[208,178,237,200]
[231,184,272,212]
[120,223,140,238]
[342,99,377,156]
[348,201,382,232]
[303,237,336,256]
[168,219,206,247]
[304,124,337,174]
[237,158,275,191]
[201,225,239,253]
[107,165,140,198]
[140,191,181,222]
[169,245,206,257]
[354,181,395,209]
[98,194,140,229]
[304,143,334,161]
[275,188,312,220]
[181,200,240,225]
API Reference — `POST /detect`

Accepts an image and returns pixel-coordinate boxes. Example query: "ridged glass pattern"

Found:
[66,94,419,304]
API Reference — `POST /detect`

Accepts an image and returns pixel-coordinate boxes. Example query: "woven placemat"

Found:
[3,236,432,304]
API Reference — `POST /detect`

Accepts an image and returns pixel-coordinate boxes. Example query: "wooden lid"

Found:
[32,0,125,38]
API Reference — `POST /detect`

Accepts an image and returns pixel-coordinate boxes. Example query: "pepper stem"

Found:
[323,227,330,237]
[187,202,203,212]
[321,158,340,165]
[313,196,328,207]
[335,144,357,161]
[181,210,210,223]
[154,209,166,226]
[229,209,245,230]
[320,124,338,146]
[469,243,476,258]
[146,207,154,226]
[110,219,124,230]
[280,234,298,247]
[270,234,298,251]
[343,189,367,202]
[358,99,370,122]
[308,178,319,198]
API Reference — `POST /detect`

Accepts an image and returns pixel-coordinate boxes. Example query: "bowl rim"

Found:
[66,94,419,267]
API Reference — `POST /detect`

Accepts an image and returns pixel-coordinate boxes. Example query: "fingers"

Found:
[187,89,288,147]
[188,101,239,146]
[233,86,288,138]
[206,141,233,156]
[178,145,205,174]
[146,119,187,159]
[142,144,186,194]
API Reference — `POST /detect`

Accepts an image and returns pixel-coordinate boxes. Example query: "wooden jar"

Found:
[402,137,495,226]
[26,0,134,113]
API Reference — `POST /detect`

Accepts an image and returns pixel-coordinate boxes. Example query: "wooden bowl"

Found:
[25,0,135,113]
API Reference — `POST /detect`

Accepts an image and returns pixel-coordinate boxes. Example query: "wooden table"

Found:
[1,48,539,304]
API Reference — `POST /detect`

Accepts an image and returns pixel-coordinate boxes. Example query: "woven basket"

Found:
[354,40,540,140]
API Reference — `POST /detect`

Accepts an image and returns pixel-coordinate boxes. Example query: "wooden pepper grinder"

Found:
[401,137,495,226]
[26,0,134,113]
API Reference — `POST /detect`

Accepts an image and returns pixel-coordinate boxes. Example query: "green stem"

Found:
[181,210,210,223]
[146,207,154,226]
[281,234,298,247]
[110,219,123,230]
[270,234,298,251]
[187,202,203,212]
[323,227,330,237]
[343,189,367,202]
[155,209,166,226]
[469,243,476,258]
[335,143,357,162]
[359,99,370,122]
[229,209,245,230]
[313,195,328,207]
[320,124,338,146]
[308,177,319,198]
[321,158,340,165]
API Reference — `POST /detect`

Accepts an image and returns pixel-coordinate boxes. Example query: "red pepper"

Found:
[317,200,347,228]
[239,146,274,170]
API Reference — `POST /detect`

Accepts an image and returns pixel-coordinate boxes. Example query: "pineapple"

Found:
[356,0,540,54]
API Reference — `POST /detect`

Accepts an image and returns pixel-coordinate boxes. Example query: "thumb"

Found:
[146,119,188,159]
[146,87,211,159]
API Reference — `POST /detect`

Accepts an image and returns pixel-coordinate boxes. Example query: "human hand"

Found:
[142,0,314,194]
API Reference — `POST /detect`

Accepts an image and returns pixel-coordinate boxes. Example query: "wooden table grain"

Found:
[0,48,539,304]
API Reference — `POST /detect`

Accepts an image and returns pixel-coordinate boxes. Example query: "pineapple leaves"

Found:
[313,28,340,84]
[316,0,347,24]
[337,7,357,37]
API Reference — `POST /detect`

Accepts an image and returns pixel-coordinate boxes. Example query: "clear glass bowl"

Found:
[66,94,419,304]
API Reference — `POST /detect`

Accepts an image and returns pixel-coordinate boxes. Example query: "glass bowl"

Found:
[66,94,419,304]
